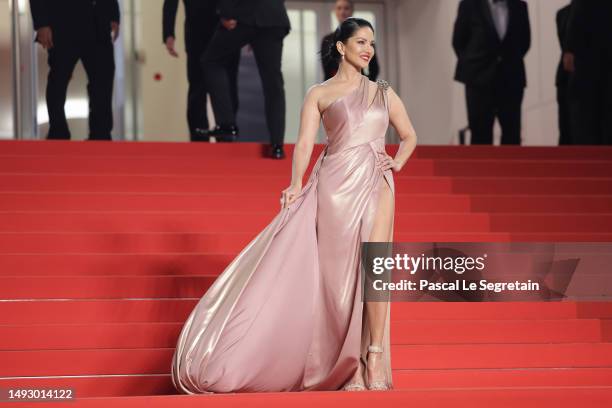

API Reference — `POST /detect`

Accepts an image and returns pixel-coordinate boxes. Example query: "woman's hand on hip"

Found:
[377,151,402,173]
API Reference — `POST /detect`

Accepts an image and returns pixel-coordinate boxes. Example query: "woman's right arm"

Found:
[281,85,322,208]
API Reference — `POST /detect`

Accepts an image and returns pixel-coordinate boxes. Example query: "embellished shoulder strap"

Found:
[376,79,390,112]
[376,79,390,91]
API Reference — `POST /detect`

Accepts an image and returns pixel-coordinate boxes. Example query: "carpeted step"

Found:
[1,193,612,213]
[1,155,612,177]
[1,301,611,325]
[0,319,609,350]
[3,174,611,195]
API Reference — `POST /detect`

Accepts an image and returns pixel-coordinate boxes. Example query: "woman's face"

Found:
[338,27,375,71]
[335,1,353,23]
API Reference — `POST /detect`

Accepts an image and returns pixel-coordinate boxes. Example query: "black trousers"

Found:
[202,23,288,145]
[465,82,524,145]
[557,84,572,145]
[569,50,612,145]
[46,38,115,140]
[186,36,240,140]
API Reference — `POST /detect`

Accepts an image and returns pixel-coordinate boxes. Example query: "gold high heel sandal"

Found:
[366,345,389,391]
[341,357,367,391]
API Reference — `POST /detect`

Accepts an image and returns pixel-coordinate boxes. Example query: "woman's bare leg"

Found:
[365,176,394,386]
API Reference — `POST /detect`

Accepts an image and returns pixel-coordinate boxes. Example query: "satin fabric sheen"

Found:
[171,74,395,393]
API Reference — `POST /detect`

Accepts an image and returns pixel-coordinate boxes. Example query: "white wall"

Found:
[0,0,12,138]
[390,0,570,145]
[137,0,192,141]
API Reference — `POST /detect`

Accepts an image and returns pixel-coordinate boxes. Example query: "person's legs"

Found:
[46,44,79,139]
[602,49,612,145]
[364,175,394,389]
[570,52,604,145]
[81,39,115,140]
[250,27,288,146]
[202,24,252,128]
[557,84,572,145]
[571,90,601,145]
[592,86,606,145]
[226,49,241,115]
[497,85,524,145]
[187,47,209,140]
[465,85,495,145]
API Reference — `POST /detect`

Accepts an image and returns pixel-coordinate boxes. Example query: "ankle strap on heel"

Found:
[368,345,383,353]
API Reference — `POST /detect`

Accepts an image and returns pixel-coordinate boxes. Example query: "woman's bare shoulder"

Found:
[310,79,337,93]
[303,83,323,101]
[306,80,340,103]
[306,82,332,96]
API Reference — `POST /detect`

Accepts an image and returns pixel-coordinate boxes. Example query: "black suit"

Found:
[320,32,380,81]
[163,0,240,140]
[203,0,291,146]
[452,0,531,145]
[217,0,290,27]
[556,5,572,145]
[30,0,119,41]
[30,0,119,140]
[565,0,612,145]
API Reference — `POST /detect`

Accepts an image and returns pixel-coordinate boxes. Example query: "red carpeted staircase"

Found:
[1,140,611,407]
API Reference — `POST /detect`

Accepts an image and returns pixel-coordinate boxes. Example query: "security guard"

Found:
[30,0,120,140]
[452,0,531,145]
[163,0,241,141]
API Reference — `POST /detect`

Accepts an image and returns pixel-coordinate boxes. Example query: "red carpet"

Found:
[0,140,611,407]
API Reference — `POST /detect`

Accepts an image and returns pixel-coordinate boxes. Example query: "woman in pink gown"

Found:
[171,17,417,394]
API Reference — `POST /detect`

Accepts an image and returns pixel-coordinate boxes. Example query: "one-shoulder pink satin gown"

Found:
[171,74,395,393]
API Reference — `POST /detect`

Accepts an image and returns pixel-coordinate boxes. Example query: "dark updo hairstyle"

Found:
[321,17,375,68]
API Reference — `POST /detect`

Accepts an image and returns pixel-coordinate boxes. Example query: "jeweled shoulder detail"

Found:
[376,79,390,91]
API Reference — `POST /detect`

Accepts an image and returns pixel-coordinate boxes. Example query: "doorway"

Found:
[284,1,386,143]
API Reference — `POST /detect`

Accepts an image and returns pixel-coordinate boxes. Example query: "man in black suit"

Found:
[452,0,531,145]
[202,0,291,159]
[163,0,241,141]
[320,0,379,81]
[30,0,120,140]
[556,4,572,145]
[564,0,612,145]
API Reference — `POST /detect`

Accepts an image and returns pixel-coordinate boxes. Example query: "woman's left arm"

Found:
[387,87,417,172]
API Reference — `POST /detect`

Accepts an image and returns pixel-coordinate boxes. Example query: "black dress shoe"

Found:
[208,125,239,142]
[271,144,285,159]
[85,137,112,141]
[193,128,210,142]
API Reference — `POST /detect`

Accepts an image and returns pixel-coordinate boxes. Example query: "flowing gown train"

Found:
[171,74,395,393]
